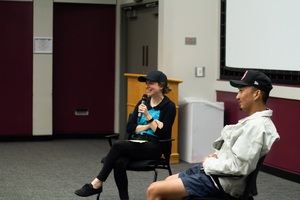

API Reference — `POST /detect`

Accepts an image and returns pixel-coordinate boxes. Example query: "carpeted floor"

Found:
[0,139,299,200]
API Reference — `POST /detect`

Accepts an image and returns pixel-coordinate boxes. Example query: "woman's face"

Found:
[145,81,163,96]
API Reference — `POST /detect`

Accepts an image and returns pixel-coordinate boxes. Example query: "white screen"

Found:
[226,0,300,71]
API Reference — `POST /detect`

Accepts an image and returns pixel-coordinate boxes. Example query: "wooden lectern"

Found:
[124,73,182,163]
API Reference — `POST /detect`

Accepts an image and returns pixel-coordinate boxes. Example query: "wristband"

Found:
[147,118,154,123]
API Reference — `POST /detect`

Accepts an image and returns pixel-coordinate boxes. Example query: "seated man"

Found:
[147,70,280,200]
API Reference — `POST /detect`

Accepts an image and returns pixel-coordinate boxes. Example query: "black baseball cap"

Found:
[138,70,168,86]
[230,70,273,94]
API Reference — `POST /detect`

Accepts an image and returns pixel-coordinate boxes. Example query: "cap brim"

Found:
[230,80,250,88]
[138,76,147,82]
[138,76,158,82]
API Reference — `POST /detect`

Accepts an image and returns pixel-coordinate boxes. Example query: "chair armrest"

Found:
[105,134,120,139]
[158,138,175,143]
[210,173,243,178]
[105,134,120,147]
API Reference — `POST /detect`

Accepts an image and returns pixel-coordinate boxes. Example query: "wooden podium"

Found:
[124,73,182,164]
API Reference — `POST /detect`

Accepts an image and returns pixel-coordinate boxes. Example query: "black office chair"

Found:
[188,155,266,200]
[101,113,173,182]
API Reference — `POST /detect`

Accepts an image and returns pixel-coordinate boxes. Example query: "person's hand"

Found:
[138,104,148,115]
[208,153,218,158]
[154,120,164,129]
[202,156,208,164]
[202,154,217,164]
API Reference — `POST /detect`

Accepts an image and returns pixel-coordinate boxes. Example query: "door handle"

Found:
[142,45,148,67]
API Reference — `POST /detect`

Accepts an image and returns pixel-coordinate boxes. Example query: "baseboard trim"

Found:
[261,164,300,184]
[0,133,114,142]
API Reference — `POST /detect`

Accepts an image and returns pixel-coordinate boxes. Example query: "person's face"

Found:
[145,80,163,96]
[236,86,259,113]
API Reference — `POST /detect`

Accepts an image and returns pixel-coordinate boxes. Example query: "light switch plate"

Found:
[195,66,205,77]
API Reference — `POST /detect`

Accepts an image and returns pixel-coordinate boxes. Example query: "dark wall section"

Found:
[217,91,300,175]
[0,1,33,136]
[53,3,116,134]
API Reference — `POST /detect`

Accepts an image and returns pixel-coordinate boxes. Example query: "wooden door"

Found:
[53,3,116,135]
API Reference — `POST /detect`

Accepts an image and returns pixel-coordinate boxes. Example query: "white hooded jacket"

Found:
[203,109,280,197]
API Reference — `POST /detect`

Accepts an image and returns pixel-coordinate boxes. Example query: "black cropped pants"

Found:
[97,139,162,200]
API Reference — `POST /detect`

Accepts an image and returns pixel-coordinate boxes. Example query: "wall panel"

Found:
[0,1,33,135]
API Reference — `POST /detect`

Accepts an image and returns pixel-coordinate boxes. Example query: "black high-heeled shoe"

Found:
[74,183,102,200]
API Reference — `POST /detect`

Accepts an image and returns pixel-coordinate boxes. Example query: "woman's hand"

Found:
[154,120,164,129]
[138,104,148,115]
[139,104,153,121]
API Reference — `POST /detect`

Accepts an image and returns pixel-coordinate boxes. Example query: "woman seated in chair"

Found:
[75,70,176,200]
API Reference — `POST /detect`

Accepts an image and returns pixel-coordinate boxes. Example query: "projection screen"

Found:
[226,0,300,71]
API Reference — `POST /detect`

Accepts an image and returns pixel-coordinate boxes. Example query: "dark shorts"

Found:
[179,164,220,198]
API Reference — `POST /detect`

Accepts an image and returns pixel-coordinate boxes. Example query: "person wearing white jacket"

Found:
[146,70,280,200]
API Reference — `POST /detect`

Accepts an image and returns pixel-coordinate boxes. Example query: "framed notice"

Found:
[33,37,53,53]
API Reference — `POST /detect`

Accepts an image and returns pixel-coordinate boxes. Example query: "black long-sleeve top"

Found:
[126,96,176,140]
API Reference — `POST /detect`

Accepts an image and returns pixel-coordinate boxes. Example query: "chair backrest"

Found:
[241,155,266,199]
[124,112,135,140]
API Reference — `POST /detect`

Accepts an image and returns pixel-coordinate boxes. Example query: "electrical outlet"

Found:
[195,66,205,77]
